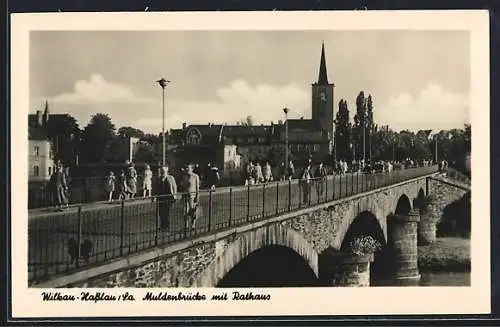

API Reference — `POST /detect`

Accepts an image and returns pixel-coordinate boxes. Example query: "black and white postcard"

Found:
[11,10,490,317]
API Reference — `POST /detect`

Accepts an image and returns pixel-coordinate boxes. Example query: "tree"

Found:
[335,99,352,161]
[118,126,145,139]
[80,113,116,163]
[134,141,157,163]
[45,114,81,167]
[353,91,366,161]
[240,115,254,126]
[365,94,375,161]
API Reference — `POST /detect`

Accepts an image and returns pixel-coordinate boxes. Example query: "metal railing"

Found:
[28,165,438,283]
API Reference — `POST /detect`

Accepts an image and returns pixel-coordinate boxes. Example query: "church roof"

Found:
[29,127,49,141]
[317,42,329,85]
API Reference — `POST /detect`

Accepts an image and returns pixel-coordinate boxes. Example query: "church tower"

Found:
[311,42,335,155]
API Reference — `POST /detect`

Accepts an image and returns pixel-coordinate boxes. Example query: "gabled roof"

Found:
[286,119,324,132]
[174,124,224,145]
[29,127,49,141]
[28,113,73,128]
[222,125,273,138]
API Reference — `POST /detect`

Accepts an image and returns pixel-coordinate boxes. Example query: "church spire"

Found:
[317,42,329,85]
[43,99,50,124]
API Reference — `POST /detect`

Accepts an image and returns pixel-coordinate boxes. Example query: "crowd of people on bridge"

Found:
[44,155,446,217]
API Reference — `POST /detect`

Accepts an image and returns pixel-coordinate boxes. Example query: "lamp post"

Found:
[283,107,290,166]
[156,78,171,166]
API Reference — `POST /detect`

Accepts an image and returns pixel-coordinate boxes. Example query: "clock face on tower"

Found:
[319,90,326,102]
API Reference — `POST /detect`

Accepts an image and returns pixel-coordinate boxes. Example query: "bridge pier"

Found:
[387,209,421,280]
[319,252,374,287]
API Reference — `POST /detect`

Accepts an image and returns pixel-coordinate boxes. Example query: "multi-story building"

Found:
[166,43,336,180]
[28,132,54,182]
[28,104,55,182]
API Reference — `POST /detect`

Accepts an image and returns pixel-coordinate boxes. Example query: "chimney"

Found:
[182,122,187,129]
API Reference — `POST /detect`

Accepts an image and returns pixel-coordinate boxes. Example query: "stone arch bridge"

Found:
[36,170,444,288]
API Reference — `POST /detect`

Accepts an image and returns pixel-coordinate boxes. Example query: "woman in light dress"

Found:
[104,171,116,203]
[125,161,138,199]
[142,164,153,198]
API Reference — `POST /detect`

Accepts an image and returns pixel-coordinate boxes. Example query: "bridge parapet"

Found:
[29,166,438,287]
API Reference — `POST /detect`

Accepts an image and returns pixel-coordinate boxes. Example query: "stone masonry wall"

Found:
[69,241,220,288]
[426,178,469,224]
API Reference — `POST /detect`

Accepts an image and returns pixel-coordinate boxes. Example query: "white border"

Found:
[11,10,490,317]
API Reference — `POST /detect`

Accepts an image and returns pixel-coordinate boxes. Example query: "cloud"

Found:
[136,79,310,132]
[52,74,154,105]
[377,83,470,132]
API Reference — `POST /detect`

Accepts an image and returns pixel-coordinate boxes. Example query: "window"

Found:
[313,144,319,152]
[186,129,201,145]
[248,138,255,144]
[48,167,52,175]
[34,146,40,157]
[33,165,39,176]
[236,137,243,144]
[258,137,266,143]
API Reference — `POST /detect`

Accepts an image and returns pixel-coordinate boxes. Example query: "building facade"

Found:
[166,43,336,175]
[28,103,55,182]
[28,139,54,182]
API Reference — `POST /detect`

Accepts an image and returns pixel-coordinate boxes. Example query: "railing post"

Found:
[351,171,354,195]
[275,181,279,215]
[332,174,336,200]
[76,206,82,268]
[345,173,348,196]
[154,197,159,246]
[288,180,292,211]
[247,185,251,223]
[228,188,232,227]
[339,173,342,198]
[325,175,328,202]
[262,183,266,218]
[208,190,213,232]
[120,200,125,257]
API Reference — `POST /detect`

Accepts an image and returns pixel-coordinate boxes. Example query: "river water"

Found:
[372,272,470,287]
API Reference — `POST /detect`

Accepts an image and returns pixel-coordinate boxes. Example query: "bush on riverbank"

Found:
[418,237,470,272]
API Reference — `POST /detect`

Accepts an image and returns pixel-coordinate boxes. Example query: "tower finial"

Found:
[43,99,50,124]
[318,42,329,85]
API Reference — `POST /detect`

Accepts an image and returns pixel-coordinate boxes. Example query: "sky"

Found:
[29,30,470,134]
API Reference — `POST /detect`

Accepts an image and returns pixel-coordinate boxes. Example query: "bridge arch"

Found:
[394,194,412,215]
[339,211,387,251]
[332,197,388,250]
[192,224,319,287]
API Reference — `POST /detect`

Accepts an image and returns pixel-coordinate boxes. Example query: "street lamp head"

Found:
[157,78,171,89]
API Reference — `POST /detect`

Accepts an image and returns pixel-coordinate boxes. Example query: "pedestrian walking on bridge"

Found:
[182,163,200,231]
[157,165,178,232]
[49,164,68,211]
[314,162,327,199]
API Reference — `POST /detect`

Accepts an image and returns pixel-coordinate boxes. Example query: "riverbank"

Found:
[418,237,470,272]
